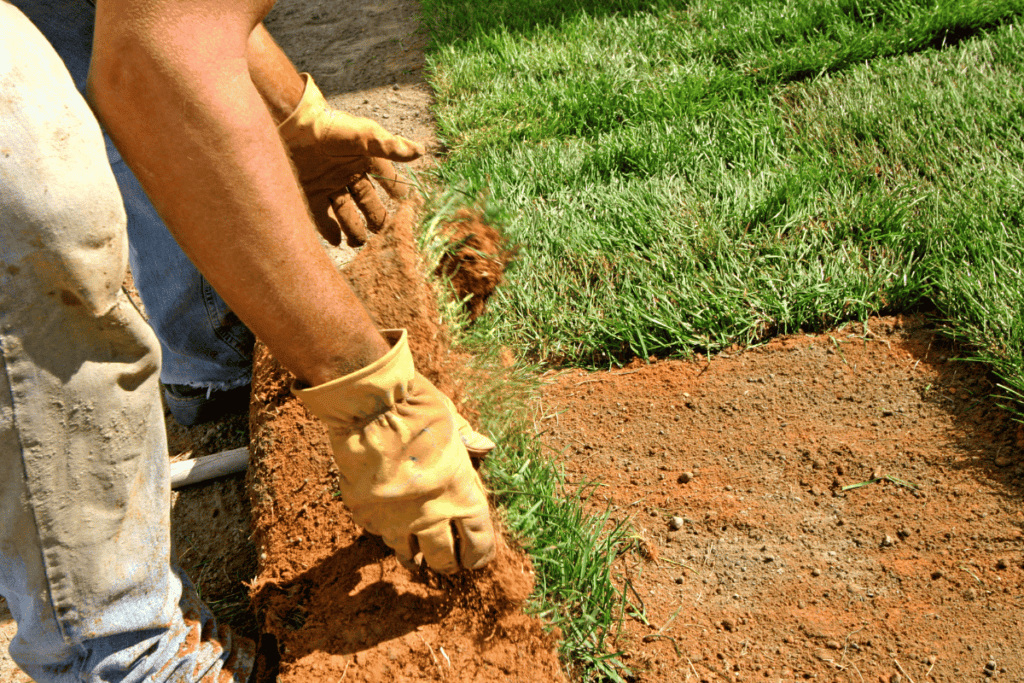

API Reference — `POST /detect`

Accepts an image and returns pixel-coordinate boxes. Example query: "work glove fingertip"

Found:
[305,193,343,246]
[455,515,496,570]
[416,522,460,575]
[381,530,421,572]
[331,192,369,247]
[368,158,410,199]
[349,176,388,233]
[367,127,424,162]
[391,137,425,161]
[462,430,497,458]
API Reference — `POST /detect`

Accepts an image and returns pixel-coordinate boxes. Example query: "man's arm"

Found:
[245,24,424,247]
[89,0,496,572]
[88,0,389,387]
[246,23,305,123]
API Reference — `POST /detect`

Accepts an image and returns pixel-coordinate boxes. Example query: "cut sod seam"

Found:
[416,188,638,681]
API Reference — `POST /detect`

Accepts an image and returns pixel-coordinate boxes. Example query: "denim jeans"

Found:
[0,2,253,680]
[10,0,255,400]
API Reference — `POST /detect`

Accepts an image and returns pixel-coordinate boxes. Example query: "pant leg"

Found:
[9,0,255,396]
[0,4,253,681]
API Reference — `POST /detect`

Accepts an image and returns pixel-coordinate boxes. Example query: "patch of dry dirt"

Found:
[540,314,1024,682]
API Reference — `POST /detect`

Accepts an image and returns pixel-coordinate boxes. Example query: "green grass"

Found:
[418,1,1024,679]
[474,370,635,682]
[422,0,1024,375]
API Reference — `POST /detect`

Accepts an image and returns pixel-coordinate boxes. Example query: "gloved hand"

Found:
[279,74,424,247]
[438,390,496,458]
[293,329,495,573]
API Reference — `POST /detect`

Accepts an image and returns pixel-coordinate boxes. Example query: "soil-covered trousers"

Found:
[0,3,254,681]
[9,0,255,405]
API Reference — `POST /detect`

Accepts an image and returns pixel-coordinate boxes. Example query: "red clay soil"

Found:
[437,209,516,321]
[246,209,563,683]
[341,203,457,395]
[540,314,1024,683]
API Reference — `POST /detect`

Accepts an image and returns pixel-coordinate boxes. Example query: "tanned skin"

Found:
[88,0,391,387]
[246,24,306,124]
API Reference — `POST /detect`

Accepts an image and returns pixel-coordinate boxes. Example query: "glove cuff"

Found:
[278,73,326,149]
[292,329,413,424]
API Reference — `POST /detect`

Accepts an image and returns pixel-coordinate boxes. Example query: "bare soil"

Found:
[540,315,1024,683]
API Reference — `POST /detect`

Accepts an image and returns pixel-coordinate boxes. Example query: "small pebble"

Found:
[670,516,685,530]
[882,534,894,547]
[811,568,822,577]
[996,558,1009,570]
[825,640,841,650]
[721,618,736,632]
[986,660,998,671]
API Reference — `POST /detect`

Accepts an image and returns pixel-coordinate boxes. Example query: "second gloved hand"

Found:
[279,74,424,247]
[293,330,495,574]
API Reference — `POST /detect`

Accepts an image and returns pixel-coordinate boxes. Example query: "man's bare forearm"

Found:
[89,0,389,387]
[247,24,305,123]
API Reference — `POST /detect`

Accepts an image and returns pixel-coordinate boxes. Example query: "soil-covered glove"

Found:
[293,329,495,573]
[279,74,424,248]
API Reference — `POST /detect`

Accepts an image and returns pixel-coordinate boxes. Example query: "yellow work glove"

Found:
[293,330,495,573]
[438,390,496,458]
[279,74,424,247]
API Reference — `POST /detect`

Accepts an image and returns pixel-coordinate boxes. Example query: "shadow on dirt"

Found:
[249,534,466,655]
[894,322,1024,503]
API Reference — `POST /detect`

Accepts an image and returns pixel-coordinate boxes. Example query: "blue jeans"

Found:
[11,0,255,400]
[0,2,254,680]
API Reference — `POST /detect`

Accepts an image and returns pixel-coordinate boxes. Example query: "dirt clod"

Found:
[437,209,515,321]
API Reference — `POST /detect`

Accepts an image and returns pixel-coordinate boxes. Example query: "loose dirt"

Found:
[437,209,516,321]
[540,314,1024,682]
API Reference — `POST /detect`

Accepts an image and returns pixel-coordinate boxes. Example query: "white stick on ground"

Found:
[170,447,249,489]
